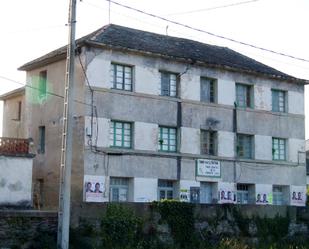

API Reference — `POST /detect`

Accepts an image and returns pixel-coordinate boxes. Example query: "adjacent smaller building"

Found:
[0,87,26,138]
[0,137,34,207]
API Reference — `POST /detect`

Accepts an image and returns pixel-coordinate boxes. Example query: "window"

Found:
[200,182,215,204]
[158,127,177,152]
[200,130,217,155]
[200,77,216,103]
[237,134,253,159]
[273,186,284,205]
[39,71,47,99]
[110,177,129,202]
[158,180,174,200]
[160,72,178,97]
[272,89,286,112]
[17,101,22,121]
[272,137,286,161]
[38,126,45,154]
[306,159,309,175]
[109,121,132,148]
[236,83,252,108]
[237,184,249,204]
[110,63,133,91]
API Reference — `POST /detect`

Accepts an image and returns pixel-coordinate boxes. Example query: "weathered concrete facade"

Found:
[17,25,307,209]
[0,87,26,138]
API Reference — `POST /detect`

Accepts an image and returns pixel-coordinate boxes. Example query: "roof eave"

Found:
[86,40,309,85]
[0,87,25,100]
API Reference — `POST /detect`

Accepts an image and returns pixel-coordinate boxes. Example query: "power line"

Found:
[167,0,259,16]
[105,0,309,63]
[0,75,91,107]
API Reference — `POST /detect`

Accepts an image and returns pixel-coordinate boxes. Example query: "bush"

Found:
[154,200,197,249]
[101,203,142,249]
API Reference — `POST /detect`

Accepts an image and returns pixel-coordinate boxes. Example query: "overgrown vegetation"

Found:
[100,203,142,249]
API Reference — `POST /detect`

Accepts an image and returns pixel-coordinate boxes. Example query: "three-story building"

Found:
[18,24,307,209]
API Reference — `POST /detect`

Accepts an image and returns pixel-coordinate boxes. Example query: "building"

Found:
[0,87,26,138]
[16,24,307,209]
[306,139,309,187]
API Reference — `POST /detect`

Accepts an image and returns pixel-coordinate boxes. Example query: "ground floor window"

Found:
[158,179,174,200]
[237,184,249,204]
[110,177,129,202]
[273,186,284,205]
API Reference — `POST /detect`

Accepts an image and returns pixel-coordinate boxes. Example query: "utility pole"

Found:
[57,0,77,248]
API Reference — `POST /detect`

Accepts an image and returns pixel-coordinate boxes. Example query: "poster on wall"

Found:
[84,175,105,203]
[256,193,272,205]
[180,189,190,202]
[255,185,272,205]
[196,159,221,177]
[218,183,236,204]
[290,186,306,206]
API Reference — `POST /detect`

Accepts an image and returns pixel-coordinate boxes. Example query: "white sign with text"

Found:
[196,159,221,177]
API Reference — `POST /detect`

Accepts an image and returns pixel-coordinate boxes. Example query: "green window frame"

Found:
[200,77,216,103]
[237,134,253,159]
[160,72,178,97]
[109,121,132,148]
[272,137,286,161]
[158,126,177,152]
[272,89,286,112]
[110,63,133,91]
[200,130,217,156]
[236,83,253,108]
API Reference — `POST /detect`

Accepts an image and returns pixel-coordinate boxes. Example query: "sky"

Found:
[0,0,308,138]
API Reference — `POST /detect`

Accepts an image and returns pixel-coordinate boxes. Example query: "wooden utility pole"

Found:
[57,0,77,248]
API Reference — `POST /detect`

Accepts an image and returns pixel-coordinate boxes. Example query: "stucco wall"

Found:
[2,94,26,138]
[0,156,33,206]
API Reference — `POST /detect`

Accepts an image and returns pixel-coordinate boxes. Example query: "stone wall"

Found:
[0,210,57,249]
[1,204,309,248]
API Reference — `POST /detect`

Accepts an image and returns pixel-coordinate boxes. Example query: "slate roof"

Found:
[19,24,307,84]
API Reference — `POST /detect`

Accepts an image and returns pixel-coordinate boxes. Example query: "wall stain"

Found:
[0,178,7,188]
[8,181,23,191]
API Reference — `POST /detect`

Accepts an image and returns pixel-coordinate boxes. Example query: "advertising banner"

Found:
[290,186,306,206]
[255,184,272,205]
[218,182,236,204]
[84,175,105,203]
